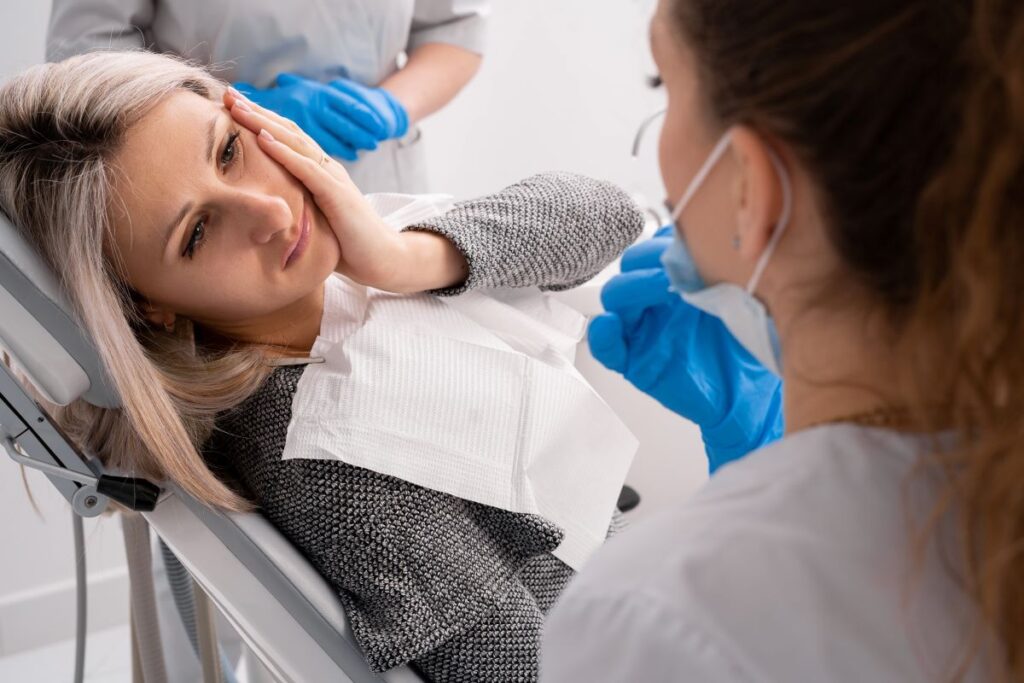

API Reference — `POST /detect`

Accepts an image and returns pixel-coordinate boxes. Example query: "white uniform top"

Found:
[542,424,994,682]
[46,0,490,193]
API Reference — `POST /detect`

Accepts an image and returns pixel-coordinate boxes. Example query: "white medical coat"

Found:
[46,0,489,193]
[542,424,993,681]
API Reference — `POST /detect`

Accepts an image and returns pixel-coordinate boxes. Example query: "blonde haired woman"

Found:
[0,51,642,680]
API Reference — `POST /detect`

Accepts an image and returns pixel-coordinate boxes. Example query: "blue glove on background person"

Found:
[234,73,390,161]
[329,77,409,141]
[588,228,784,472]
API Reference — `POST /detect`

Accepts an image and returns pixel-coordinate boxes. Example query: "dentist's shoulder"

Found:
[541,424,965,682]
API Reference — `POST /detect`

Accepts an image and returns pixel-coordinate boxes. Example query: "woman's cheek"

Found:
[658,116,691,209]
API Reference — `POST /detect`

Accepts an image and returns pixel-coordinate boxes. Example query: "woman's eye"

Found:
[182,218,206,259]
[647,74,663,89]
[219,131,240,168]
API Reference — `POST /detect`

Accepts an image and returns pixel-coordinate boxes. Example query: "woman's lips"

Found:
[283,204,311,269]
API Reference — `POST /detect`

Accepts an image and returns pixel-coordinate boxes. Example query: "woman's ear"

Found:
[729,126,784,263]
[141,302,177,331]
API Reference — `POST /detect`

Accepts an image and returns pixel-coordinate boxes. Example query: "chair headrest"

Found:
[0,214,119,408]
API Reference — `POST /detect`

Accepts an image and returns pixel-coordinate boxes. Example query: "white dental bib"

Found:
[281,194,639,570]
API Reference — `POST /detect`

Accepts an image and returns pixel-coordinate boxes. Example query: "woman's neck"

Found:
[198,281,326,357]
[779,298,906,433]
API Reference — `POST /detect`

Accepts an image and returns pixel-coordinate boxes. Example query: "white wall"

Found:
[0,0,707,657]
[0,2,50,79]
[419,0,668,203]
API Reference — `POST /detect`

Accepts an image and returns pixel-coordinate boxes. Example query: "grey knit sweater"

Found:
[204,173,643,681]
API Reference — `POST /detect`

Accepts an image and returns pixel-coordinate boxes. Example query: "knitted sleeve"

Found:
[404,172,645,296]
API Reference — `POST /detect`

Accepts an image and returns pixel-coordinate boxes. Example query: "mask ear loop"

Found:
[669,132,735,223]
[745,150,793,294]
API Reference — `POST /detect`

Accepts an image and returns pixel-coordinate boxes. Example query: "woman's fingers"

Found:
[257,126,407,288]
[254,129,363,223]
[223,89,410,290]
[224,88,302,136]
[227,90,353,184]
[223,90,325,166]
[254,129,342,209]
[223,89,358,182]
[229,98,315,155]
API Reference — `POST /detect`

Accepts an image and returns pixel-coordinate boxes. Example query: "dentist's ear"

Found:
[729,126,784,263]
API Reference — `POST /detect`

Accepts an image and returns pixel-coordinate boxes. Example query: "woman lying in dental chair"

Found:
[0,51,642,681]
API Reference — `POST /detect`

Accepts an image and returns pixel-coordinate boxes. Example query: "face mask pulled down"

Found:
[660,132,791,376]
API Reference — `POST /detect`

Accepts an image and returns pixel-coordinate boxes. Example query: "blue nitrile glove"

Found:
[328,77,409,141]
[588,227,784,472]
[233,73,388,161]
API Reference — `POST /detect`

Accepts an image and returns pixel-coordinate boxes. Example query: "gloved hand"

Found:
[328,77,409,141]
[588,227,784,472]
[234,73,388,161]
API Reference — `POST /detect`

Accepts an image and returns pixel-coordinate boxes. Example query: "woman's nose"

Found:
[236,191,293,244]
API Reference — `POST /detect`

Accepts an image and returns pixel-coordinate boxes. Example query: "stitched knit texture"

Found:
[407,172,645,296]
[207,367,577,680]
[204,173,642,681]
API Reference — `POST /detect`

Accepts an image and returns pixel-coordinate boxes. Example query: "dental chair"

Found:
[0,212,423,682]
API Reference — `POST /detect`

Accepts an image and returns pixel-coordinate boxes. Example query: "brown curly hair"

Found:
[669,0,1024,678]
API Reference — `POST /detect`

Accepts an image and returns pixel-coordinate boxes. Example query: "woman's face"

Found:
[109,89,340,333]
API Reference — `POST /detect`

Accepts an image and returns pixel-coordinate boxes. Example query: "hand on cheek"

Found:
[222,90,466,293]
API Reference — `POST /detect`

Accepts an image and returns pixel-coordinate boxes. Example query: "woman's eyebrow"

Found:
[162,114,222,255]
[205,113,220,164]
[163,200,194,255]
